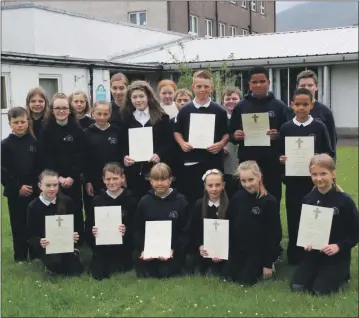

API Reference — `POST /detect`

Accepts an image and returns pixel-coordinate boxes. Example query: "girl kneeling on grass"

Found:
[27,170,84,276]
[133,163,191,278]
[223,161,282,286]
[290,154,359,295]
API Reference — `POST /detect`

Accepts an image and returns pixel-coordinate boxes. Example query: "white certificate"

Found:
[297,204,334,250]
[203,219,229,260]
[285,136,314,176]
[188,113,215,149]
[242,113,270,146]
[129,127,153,162]
[95,206,123,246]
[45,215,74,254]
[143,220,172,259]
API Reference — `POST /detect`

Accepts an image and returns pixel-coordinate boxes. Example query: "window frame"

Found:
[260,1,265,15]
[205,19,213,37]
[189,15,199,35]
[241,1,247,9]
[219,23,226,37]
[230,26,237,36]
[128,11,147,26]
[242,28,249,35]
[1,73,11,112]
[251,1,256,12]
[38,74,62,101]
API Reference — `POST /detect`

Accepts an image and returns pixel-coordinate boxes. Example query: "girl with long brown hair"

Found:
[110,72,128,127]
[68,90,94,129]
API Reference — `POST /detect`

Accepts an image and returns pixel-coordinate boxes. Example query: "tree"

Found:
[167,42,238,102]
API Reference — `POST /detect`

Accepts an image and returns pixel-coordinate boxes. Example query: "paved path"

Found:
[338,138,358,147]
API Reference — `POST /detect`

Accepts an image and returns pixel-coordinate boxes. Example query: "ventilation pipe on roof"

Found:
[249,4,252,34]
[89,65,94,106]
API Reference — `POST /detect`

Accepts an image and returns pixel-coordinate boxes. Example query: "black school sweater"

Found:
[78,116,95,129]
[227,190,282,268]
[110,102,122,128]
[87,189,138,250]
[174,101,228,165]
[229,92,288,160]
[27,194,75,250]
[302,187,359,260]
[279,118,335,159]
[1,133,39,197]
[38,120,85,181]
[83,124,122,185]
[168,117,183,176]
[133,189,190,253]
[287,102,337,158]
[32,115,45,140]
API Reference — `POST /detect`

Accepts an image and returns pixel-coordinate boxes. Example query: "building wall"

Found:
[331,63,358,134]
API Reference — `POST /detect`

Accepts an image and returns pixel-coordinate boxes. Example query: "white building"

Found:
[115,26,359,137]
[1,3,188,137]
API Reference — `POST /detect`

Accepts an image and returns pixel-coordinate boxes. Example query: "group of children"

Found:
[2,66,359,296]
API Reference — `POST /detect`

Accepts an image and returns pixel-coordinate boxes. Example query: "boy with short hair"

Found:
[174,70,229,206]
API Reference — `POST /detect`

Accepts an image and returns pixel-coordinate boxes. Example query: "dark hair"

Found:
[296,70,318,85]
[26,87,49,136]
[221,86,242,103]
[103,162,125,177]
[121,80,165,125]
[110,72,129,86]
[249,66,269,80]
[293,88,313,101]
[44,93,78,126]
[7,106,34,137]
[202,170,228,219]
[68,90,91,114]
[38,169,67,215]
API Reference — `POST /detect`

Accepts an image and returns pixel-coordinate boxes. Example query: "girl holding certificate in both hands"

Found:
[133,163,191,278]
[189,169,229,276]
[27,170,84,277]
[120,81,172,200]
[290,154,359,296]
[223,161,282,286]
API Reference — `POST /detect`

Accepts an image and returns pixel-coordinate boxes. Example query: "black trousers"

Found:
[290,252,350,295]
[7,195,36,262]
[134,251,183,279]
[223,253,264,286]
[90,245,133,280]
[60,181,84,244]
[191,252,226,276]
[285,177,313,265]
[125,166,151,201]
[224,174,239,200]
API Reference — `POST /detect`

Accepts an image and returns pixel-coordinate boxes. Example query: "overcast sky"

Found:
[276,1,305,13]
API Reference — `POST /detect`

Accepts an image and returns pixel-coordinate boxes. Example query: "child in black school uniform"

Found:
[83,101,122,245]
[88,162,138,280]
[169,89,193,192]
[190,169,229,276]
[133,163,190,278]
[1,107,40,262]
[68,90,95,129]
[38,93,86,244]
[229,66,288,210]
[222,86,241,199]
[120,80,173,200]
[27,170,83,276]
[290,154,359,295]
[174,70,229,206]
[295,70,337,160]
[110,72,128,127]
[224,161,282,286]
[25,87,49,140]
[279,88,335,265]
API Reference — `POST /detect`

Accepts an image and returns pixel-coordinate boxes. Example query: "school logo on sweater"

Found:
[309,133,316,140]
[268,111,275,118]
[169,211,178,219]
[29,145,36,152]
[251,207,261,215]
[333,207,339,215]
[63,135,74,142]
[108,137,117,145]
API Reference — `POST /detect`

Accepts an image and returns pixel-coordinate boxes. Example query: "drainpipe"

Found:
[249,3,252,34]
[187,1,190,32]
[89,65,94,105]
[215,1,219,36]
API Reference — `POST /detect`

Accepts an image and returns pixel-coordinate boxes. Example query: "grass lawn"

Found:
[1,147,358,317]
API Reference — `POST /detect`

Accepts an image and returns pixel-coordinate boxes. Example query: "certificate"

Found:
[188,113,215,149]
[45,215,74,254]
[297,204,334,250]
[95,206,123,245]
[143,220,172,259]
[203,219,229,260]
[285,136,314,176]
[129,127,153,162]
[242,113,270,146]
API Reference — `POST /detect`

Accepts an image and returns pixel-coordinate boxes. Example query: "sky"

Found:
[276,1,305,13]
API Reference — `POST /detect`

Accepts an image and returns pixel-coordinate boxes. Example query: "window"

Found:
[219,23,226,37]
[241,1,247,8]
[189,15,198,35]
[260,1,265,15]
[230,26,237,36]
[251,1,256,12]
[128,11,147,26]
[1,75,10,110]
[39,76,60,101]
[242,29,249,35]
[205,19,213,37]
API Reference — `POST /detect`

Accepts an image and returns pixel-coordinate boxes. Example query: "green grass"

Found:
[1,147,358,317]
